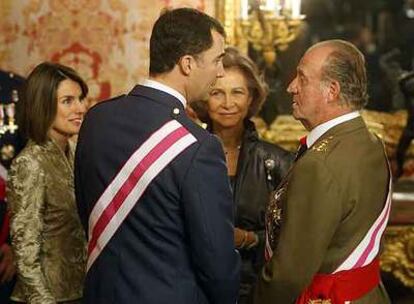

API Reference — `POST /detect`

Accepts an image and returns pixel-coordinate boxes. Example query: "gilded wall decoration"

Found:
[381,226,414,288]
[0,0,212,106]
[0,0,19,64]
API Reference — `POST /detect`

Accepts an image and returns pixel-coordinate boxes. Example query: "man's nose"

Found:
[217,62,225,78]
[287,78,297,94]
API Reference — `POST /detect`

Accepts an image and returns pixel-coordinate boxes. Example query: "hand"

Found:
[234,227,248,248]
[0,243,16,284]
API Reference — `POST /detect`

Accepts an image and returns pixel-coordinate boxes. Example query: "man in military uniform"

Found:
[76,8,240,304]
[0,70,25,303]
[253,40,391,304]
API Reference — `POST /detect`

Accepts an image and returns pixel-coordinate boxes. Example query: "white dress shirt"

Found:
[306,111,361,148]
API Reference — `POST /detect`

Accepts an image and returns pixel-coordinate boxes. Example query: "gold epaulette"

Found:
[308,299,332,304]
[311,136,334,153]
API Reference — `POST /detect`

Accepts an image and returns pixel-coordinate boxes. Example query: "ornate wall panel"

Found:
[0,0,212,106]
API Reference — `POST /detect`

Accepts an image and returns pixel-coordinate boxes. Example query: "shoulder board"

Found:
[311,136,334,153]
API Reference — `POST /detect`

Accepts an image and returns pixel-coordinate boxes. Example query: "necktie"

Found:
[295,136,308,161]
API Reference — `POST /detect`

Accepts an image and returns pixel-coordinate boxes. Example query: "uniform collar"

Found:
[129,85,185,113]
[141,79,187,108]
[307,111,360,148]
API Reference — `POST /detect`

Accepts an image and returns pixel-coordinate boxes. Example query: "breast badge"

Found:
[308,299,332,304]
[1,144,15,161]
[0,71,26,169]
[266,184,286,250]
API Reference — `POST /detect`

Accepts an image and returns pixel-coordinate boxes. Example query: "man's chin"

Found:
[292,110,300,121]
[291,112,310,129]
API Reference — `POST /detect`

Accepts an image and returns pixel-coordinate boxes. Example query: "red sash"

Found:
[296,258,380,304]
[87,120,197,271]
[0,174,8,245]
[0,211,9,245]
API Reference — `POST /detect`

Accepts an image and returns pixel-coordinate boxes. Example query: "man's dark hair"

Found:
[19,62,88,144]
[149,8,225,75]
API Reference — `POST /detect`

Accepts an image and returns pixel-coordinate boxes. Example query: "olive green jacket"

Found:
[7,139,87,304]
[254,117,391,304]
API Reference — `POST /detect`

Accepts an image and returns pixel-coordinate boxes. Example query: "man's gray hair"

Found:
[312,39,368,110]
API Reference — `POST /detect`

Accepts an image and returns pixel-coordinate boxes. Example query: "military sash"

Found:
[86,120,197,271]
[296,174,392,304]
[334,177,392,273]
[0,163,8,245]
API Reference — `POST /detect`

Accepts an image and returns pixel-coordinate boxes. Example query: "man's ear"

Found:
[326,80,341,103]
[178,55,194,76]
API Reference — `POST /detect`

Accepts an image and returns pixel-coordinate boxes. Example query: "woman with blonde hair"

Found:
[195,47,293,303]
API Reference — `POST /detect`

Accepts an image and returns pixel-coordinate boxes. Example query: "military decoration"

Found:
[5,103,18,134]
[0,70,25,169]
[1,144,15,161]
[0,105,5,135]
[265,184,286,250]
[308,299,332,304]
[311,136,334,153]
[11,89,19,103]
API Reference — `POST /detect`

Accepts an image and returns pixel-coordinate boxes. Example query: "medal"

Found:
[0,105,5,135]
[6,103,18,134]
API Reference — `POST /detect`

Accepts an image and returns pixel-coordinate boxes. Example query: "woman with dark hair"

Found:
[7,62,88,304]
[198,47,293,303]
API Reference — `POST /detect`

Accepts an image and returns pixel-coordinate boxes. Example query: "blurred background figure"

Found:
[396,71,414,178]
[193,47,293,303]
[0,70,26,304]
[7,62,88,304]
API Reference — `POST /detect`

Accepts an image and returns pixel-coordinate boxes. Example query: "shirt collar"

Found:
[307,111,360,147]
[141,79,187,107]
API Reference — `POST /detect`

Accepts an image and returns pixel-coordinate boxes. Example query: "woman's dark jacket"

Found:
[232,120,293,299]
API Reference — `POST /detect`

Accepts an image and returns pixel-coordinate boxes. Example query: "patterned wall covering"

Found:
[0,0,213,106]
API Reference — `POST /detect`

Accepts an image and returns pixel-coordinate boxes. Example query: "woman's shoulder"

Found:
[251,138,294,159]
[247,139,294,176]
[10,141,45,171]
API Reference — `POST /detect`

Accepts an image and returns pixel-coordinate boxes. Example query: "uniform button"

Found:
[172,108,180,115]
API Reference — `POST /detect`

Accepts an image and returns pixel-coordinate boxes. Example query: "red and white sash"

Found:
[0,163,8,245]
[333,175,392,273]
[87,120,197,271]
[265,170,392,267]
[0,162,7,199]
[264,224,273,262]
[0,163,7,183]
[295,176,392,304]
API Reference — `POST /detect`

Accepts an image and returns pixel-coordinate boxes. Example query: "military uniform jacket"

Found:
[75,85,240,304]
[254,116,390,304]
[0,70,26,243]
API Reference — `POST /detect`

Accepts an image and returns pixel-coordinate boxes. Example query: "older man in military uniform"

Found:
[0,70,25,303]
[253,40,391,304]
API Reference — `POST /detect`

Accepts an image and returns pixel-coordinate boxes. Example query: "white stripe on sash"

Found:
[334,175,392,273]
[0,163,7,181]
[264,230,273,261]
[86,120,197,271]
